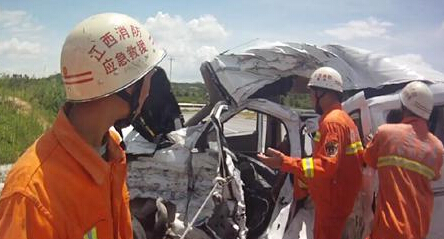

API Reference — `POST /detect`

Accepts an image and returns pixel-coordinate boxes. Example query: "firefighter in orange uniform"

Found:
[364,81,444,239]
[258,66,363,239]
[0,13,166,238]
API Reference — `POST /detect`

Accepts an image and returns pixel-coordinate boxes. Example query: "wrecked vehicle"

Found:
[123,43,444,239]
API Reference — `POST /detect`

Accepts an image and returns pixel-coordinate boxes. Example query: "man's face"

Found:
[309,88,325,115]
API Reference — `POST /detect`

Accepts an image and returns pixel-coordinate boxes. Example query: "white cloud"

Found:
[390,54,434,71]
[0,8,27,27]
[390,54,432,69]
[144,12,229,82]
[389,53,444,79]
[0,8,43,33]
[0,38,42,56]
[188,15,228,42]
[0,8,49,77]
[324,17,393,41]
[196,46,220,61]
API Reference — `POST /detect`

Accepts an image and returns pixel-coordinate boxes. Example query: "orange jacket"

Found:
[364,117,444,239]
[281,103,363,239]
[0,109,133,239]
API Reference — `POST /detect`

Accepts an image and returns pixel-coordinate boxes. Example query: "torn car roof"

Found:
[203,42,444,104]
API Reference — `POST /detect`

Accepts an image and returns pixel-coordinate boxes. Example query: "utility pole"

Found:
[169,57,174,81]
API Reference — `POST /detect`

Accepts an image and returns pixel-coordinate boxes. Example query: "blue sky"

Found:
[1,0,443,82]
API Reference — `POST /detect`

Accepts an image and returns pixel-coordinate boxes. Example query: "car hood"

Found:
[201,42,444,105]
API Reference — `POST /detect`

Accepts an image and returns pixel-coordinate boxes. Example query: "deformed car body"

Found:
[124,42,444,239]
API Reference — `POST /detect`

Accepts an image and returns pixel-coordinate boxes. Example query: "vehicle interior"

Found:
[183,76,311,238]
[224,110,286,238]
[205,77,317,238]
[129,69,319,238]
[429,105,444,197]
[429,105,444,143]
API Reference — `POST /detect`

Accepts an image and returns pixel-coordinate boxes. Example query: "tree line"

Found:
[0,74,311,163]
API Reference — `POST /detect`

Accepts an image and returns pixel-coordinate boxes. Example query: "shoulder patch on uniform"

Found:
[325,141,339,157]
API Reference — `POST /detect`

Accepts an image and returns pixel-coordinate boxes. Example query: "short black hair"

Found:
[386,109,402,123]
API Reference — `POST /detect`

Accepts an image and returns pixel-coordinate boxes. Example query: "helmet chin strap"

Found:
[114,79,144,149]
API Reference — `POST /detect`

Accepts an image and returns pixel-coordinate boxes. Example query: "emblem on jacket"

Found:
[325,141,339,157]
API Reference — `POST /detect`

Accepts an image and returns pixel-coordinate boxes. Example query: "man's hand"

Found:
[364,133,374,146]
[257,147,285,170]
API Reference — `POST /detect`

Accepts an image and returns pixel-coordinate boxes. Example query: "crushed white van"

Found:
[124,42,444,239]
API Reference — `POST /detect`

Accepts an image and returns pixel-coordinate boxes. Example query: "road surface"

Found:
[182,111,257,135]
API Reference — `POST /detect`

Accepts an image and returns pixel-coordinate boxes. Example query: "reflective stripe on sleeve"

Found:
[302,157,315,178]
[84,227,98,239]
[346,141,364,155]
[377,155,435,180]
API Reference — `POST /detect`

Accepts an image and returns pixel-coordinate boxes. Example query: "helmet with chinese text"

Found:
[400,81,434,120]
[60,12,166,102]
[307,66,343,93]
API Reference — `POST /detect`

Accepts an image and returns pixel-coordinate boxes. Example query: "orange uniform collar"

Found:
[320,102,342,121]
[401,116,429,132]
[52,109,125,185]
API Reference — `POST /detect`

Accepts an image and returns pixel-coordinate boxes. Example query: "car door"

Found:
[220,98,302,239]
[220,98,301,164]
[427,83,444,239]
[342,91,372,142]
[428,104,444,239]
[342,91,377,239]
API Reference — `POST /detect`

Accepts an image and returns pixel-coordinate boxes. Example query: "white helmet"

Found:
[307,67,343,93]
[400,81,434,120]
[61,13,166,102]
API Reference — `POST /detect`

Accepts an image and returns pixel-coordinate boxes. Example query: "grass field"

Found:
[0,98,43,164]
[0,75,64,164]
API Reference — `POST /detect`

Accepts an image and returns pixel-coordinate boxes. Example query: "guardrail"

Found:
[178,103,206,110]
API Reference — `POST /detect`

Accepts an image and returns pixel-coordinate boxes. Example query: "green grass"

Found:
[171,82,209,104]
[282,93,312,109]
[0,75,64,164]
[0,100,43,164]
[0,75,65,123]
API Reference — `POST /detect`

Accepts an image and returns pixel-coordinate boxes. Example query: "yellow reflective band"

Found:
[84,227,98,239]
[377,155,435,180]
[313,131,321,142]
[302,157,315,178]
[346,141,364,155]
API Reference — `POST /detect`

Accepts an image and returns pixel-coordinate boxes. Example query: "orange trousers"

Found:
[313,212,348,239]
